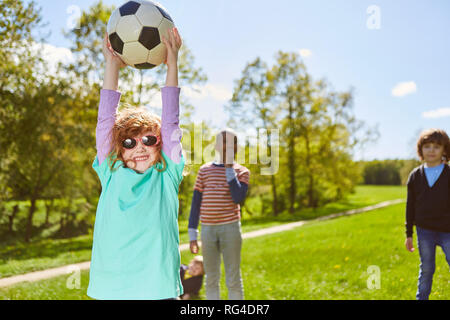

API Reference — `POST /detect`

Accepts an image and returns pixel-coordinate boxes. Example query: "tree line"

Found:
[1,0,382,243]
[358,159,421,185]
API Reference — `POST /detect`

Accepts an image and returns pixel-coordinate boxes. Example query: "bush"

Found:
[359,159,423,186]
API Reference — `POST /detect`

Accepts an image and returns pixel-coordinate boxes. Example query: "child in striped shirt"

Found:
[188,129,250,300]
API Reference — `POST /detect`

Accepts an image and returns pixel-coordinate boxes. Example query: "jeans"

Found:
[416,226,450,300]
[201,221,244,300]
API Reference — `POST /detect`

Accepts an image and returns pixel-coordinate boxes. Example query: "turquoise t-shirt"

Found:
[87,150,185,300]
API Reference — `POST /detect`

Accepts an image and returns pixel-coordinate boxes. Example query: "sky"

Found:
[31,0,450,160]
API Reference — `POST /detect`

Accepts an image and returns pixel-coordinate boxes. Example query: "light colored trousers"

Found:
[201,221,244,300]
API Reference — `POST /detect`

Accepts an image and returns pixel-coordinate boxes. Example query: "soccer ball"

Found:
[107,0,175,69]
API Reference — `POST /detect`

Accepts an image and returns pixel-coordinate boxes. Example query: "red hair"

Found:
[107,105,166,172]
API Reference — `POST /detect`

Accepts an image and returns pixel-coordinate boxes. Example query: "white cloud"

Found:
[25,42,74,76]
[183,83,232,102]
[391,81,417,97]
[40,43,74,65]
[299,48,312,58]
[12,41,74,72]
[422,107,450,119]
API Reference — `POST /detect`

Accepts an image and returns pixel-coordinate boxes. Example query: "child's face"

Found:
[188,262,203,277]
[422,142,444,164]
[121,130,160,173]
[215,132,237,164]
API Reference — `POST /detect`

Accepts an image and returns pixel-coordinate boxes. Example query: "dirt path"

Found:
[0,199,404,288]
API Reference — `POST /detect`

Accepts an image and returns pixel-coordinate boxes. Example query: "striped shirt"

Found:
[194,162,250,225]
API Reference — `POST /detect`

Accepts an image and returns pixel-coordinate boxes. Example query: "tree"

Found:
[272,51,379,209]
[5,70,92,242]
[0,1,85,242]
[228,57,281,215]
[228,51,379,215]
[0,0,45,203]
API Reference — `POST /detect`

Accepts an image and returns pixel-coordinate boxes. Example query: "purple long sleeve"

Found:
[96,89,121,165]
[95,87,181,166]
[161,86,183,163]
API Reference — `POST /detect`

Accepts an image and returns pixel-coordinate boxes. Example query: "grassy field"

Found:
[0,185,405,278]
[182,203,449,300]
[2,199,448,300]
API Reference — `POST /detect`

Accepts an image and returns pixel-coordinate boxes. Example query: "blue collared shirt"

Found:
[424,163,445,187]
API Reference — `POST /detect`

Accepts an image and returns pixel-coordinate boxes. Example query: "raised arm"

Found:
[96,89,121,165]
[161,27,183,163]
[96,33,126,165]
[161,86,182,163]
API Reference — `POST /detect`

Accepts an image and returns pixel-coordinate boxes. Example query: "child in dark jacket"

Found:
[405,128,450,300]
[180,256,205,300]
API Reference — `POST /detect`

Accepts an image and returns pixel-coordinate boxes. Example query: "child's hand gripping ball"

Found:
[106,0,175,69]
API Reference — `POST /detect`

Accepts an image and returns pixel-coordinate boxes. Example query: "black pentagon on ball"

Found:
[155,5,173,22]
[119,1,141,16]
[109,32,124,54]
[135,62,156,69]
[138,26,160,51]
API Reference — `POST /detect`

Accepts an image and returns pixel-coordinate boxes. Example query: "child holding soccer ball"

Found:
[87,27,184,300]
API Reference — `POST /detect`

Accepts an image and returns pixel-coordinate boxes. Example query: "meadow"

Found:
[0,185,404,278]
[2,185,447,300]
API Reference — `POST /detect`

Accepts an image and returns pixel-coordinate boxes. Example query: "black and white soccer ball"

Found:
[107,0,175,69]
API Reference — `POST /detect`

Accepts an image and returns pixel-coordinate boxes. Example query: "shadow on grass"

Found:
[0,229,190,264]
[0,234,93,262]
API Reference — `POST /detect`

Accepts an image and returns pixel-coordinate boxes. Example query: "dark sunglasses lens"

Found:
[122,138,136,149]
[143,135,157,146]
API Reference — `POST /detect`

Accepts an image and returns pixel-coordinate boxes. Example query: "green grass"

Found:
[239,203,449,300]
[0,236,93,279]
[2,200,448,300]
[239,184,405,229]
[180,203,449,300]
[0,185,405,278]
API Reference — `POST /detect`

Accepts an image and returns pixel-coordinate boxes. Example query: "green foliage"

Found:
[360,159,421,185]
[0,1,396,249]
[228,51,377,214]
[362,160,402,185]
[178,121,216,217]
[0,0,208,242]
[0,0,92,242]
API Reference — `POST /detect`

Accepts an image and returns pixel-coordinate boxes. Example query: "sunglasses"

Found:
[122,135,160,149]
